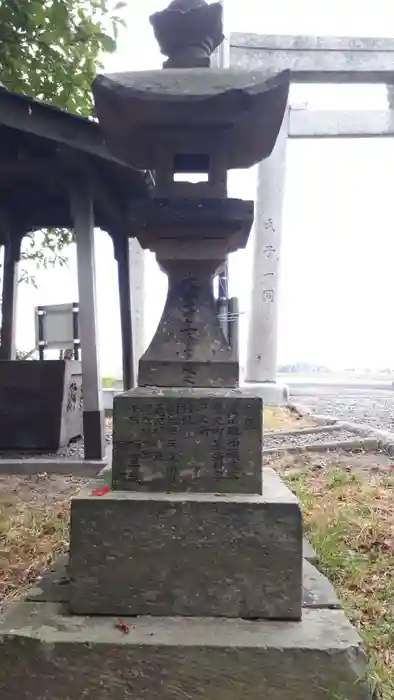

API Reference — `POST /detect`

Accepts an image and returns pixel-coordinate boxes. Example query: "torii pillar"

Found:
[244,107,289,403]
[129,237,145,384]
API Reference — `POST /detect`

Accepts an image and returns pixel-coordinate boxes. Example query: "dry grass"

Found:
[269,452,394,700]
[0,474,86,607]
[263,405,316,431]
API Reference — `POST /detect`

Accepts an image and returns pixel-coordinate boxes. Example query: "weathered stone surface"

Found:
[69,469,302,618]
[27,551,339,611]
[26,555,70,603]
[137,266,238,388]
[92,68,290,171]
[303,537,318,564]
[112,388,262,493]
[150,0,224,68]
[128,197,254,253]
[303,560,341,610]
[0,603,369,700]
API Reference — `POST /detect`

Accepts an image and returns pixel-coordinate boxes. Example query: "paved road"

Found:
[288,382,394,432]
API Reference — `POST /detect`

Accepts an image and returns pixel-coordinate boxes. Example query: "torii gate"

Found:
[230,33,394,401]
[128,20,394,400]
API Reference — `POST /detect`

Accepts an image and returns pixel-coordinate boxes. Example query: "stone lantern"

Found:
[67,0,299,617]
[0,4,369,700]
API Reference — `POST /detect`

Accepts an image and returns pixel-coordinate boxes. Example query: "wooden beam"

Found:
[230,33,394,83]
[70,182,105,461]
[289,108,394,138]
[0,90,117,162]
[0,231,23,360]
[59,149,132,232]
[113,234,135,391]
[0,157,68,181]
[0,90,153,197]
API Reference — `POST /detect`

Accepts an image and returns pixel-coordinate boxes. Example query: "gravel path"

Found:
[0,425,112,461]
[291,389,394,432]
[264,428,360,451]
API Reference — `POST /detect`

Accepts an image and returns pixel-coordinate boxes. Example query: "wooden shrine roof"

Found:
[0,86,153,242]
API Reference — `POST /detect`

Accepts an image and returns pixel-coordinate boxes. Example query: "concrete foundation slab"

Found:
[0,602,369,700]
[0,445,111,477]
[241,381,289,405]
[0,457,107,476]
[69,468,302,619]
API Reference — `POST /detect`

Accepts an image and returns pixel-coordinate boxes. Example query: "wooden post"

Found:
[0,232,23,361]
[113,232,135,390]
[70,183,105,461]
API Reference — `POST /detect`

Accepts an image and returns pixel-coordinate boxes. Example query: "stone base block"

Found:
[26,553,340,612]
[0,602,369,700]
[112,387,263,493]
[69,468,302,619]
[241,380,289,405]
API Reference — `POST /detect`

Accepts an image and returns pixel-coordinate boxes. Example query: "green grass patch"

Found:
[278,460,394,700]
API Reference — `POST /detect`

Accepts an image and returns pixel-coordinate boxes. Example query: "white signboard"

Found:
[34,303,78,350]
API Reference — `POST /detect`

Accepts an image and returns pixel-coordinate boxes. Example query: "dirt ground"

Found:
[0,473,87,608]
[264,405,318,431]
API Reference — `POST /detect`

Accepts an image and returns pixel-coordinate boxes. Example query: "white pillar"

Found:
[244,109,289,402]
[71,184,105,460]
[216,0,230,68]
[129,237,145,384]
[387,84,394,109]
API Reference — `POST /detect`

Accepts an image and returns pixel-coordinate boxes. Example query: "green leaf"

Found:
[0,0,123,268]
[98,33,117,53]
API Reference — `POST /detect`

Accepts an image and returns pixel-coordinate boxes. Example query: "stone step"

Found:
[303,537,318,564]
[0,602,368,700]
[28,554,339,611]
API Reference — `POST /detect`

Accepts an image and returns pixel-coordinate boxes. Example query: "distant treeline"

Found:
[278,364,394,374]
[278,364,331,374]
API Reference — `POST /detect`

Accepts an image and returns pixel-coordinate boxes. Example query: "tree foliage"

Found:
[0,0,126,114]
[0,0,126,279]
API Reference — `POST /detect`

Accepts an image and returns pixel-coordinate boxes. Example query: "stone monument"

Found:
[0,2,370,698]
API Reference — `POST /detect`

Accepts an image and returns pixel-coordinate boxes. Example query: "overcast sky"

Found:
[15,0,394,375]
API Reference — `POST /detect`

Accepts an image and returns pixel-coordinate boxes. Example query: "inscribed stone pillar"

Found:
[129,237,145,384]
[245,107,289,401]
